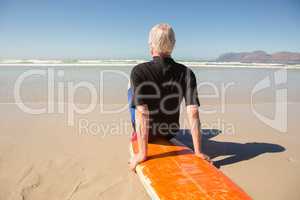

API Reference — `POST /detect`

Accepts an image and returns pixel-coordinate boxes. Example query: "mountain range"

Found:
[217,51,300,64]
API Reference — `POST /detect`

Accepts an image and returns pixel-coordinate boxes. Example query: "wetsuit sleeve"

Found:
[184,69,200,106]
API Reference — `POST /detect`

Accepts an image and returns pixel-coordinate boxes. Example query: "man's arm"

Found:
[136,105,149,160]
[129,104,149,171]
[187,105,201,154]
[187,105,210,161]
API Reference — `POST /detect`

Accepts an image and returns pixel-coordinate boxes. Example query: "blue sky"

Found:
[0,0,299,59]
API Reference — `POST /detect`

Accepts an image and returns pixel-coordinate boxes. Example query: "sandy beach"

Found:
[0,65,299,199]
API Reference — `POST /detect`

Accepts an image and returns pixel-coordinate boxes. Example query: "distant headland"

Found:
[217,51,300,64]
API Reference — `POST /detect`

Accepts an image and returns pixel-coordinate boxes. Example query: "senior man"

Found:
[128,23,209,171]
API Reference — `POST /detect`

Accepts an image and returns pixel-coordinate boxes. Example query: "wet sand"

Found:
[0,65,299,199]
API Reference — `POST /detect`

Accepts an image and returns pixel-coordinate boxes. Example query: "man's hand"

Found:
[129,105,149,172]
[195,152,211,163]
[129,154,146,172]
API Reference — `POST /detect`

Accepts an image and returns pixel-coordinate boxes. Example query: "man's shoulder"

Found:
[172,60,194,74]
[174,61,187,69]
[131,61,152,75]
[131,59,194,76]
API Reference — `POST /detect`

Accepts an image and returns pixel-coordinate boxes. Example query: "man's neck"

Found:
[152,52,171,58]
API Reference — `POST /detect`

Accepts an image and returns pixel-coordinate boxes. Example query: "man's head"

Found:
[148,23,176,57]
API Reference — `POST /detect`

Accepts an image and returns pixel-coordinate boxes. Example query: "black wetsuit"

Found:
[130,56,200,141]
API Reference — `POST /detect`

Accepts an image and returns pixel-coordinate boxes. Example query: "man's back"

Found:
[130,56,199,140]
[128,23,208,171]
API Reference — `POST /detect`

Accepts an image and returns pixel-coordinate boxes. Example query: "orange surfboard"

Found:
[130,135,252,200]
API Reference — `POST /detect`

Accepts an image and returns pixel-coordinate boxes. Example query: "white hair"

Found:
[148,23,176,55]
